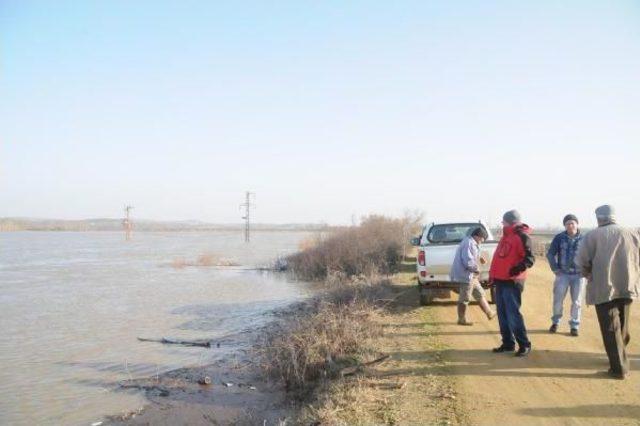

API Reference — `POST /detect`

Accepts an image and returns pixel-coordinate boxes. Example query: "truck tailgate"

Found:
[423,242,498,282]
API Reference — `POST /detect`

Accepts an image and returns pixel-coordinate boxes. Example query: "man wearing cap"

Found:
[450,227,496,326]
[576,205,640,379]
[489,210,536,357]
[546,214,585,336]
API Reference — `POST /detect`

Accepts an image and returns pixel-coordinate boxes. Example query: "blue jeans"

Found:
[495,280,530,349]
[551,273,584,329]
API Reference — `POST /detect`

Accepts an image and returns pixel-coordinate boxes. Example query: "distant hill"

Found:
[0,217,329,232]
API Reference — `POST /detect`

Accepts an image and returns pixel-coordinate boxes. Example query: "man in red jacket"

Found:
[489,210,536,357]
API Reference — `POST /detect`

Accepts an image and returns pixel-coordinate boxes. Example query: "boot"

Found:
[457,304,473,326]
[479,298,496,320]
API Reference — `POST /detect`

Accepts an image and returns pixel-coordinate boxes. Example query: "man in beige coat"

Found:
[576,205,640,379]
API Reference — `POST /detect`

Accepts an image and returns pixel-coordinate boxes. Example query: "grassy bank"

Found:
[256,214,459,424]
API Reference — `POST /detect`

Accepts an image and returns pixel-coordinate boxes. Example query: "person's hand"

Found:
[479,256,487,265]
[509,267,520,276]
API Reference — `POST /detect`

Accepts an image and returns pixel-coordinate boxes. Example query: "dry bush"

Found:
[287,214,422,281]
[258,278,398,395]
[298,234,321,251]
[171,257,189,269]
[196,253,217,266]
[196,253,239,267]
[170,253,239,268]
[258,214,421,406]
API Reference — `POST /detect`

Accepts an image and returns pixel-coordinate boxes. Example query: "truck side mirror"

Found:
[410,237,421,246]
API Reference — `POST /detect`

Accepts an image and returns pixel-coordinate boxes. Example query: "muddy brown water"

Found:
[0,231,315,425]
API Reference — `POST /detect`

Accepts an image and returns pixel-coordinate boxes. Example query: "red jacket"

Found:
[490,223,535,282]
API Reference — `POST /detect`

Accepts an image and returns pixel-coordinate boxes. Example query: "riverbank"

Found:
[106,251,640,425]
[105,257,461,425]
[102,215,455,425]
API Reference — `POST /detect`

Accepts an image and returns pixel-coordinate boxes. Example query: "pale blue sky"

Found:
[2,1,639,226]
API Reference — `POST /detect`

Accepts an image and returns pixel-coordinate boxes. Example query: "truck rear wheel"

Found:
[419,289,434,306]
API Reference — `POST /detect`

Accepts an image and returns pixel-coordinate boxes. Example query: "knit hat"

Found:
[502,209,521,225]
[595,204,616,221]
[563,214,578,225]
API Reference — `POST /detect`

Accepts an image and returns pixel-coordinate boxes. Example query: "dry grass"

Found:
[170,253,239,268]
[195,253,238,267]
[258,277,400,396]
[299,377,402,425]
[287,214,421,281]
[257,213,424,423]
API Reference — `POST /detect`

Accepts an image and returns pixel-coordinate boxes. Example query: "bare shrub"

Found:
[171,257,189,269]
[258,278,399,395]
[196,253,217,266]
[170,253,239,268]
[258,213,421,402]
[287,214,422,281]
[196,253,239,267]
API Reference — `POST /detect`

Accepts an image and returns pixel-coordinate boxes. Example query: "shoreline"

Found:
[103,301,313,425]
[103,263,459,425]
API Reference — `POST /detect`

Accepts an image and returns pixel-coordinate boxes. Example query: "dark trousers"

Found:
[595,298,632,375]
[495,280,531,349]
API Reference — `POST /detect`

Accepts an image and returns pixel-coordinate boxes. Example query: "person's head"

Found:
[502,209,521,227]
[471,227,488,244]
[563,214,579,235]
[595,204,616,226]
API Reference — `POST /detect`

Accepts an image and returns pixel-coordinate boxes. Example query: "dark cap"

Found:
[502,209,521,225]
[563,214,578,225]
[595,204,616,220]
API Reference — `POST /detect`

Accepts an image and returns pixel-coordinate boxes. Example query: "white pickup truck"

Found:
[410,221,498,305]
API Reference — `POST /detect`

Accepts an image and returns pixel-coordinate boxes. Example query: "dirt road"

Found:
[424,261,640,425]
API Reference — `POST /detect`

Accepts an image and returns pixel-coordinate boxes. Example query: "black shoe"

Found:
[549,324,558,333]
[515,346,531,357]
[570,328,579,337]
[607,368,628,380]
[492,345,515,353]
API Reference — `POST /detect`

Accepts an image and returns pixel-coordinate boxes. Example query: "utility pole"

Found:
[123,205,134,241]
[240,191,255,243]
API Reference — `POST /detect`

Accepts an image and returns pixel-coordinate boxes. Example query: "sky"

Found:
[2,1,639,227]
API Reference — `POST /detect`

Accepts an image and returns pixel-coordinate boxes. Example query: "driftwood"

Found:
[340,354,391,377]
[367,381,407,390]
[137,337,211,348]
[120,382,171,397]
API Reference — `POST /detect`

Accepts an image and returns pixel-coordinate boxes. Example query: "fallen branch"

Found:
[340,354,391,377]
[119,383,171,397]
[375,289,414,307]
[137,337,211,348]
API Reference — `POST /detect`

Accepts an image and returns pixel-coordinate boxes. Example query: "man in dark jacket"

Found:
[546,214,585,336]
[489,209,536,357]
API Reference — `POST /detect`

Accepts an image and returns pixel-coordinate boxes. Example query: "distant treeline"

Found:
[0,218,330,232]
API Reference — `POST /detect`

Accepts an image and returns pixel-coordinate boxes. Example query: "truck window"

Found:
[426,224,487,244]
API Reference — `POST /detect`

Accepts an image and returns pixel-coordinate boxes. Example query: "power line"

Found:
[123,205,133,241]
[240,191,255,242]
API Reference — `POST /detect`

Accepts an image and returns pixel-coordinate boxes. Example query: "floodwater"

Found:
[0,231,315,425]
